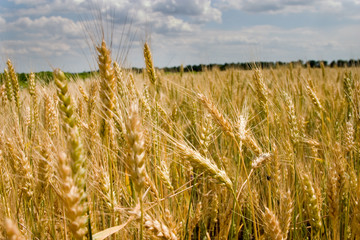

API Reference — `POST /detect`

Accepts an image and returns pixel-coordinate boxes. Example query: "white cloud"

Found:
[126,8,194,34]
[155,15,193,32]
[9,16,82,37]
[3,39,72,56]
[0,15,86,72]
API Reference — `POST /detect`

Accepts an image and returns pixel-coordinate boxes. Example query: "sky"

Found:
[0,0,360,73]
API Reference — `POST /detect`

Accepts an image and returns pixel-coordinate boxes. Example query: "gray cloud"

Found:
[9,0,47,4]
[215,0,345,13]
[0,17,6,30]
[152,0,222,22]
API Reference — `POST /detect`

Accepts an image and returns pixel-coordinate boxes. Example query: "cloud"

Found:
[0,15,86,71]
[1,0,360,72]
[8,16,82,37]
[215,0,344,13]
[124,8,193,34]
[152,0,222,22]
[147,23,360,67]
[153,15,193,32]
[4,0,219,33]
[0,17,6,29]
[2,39,72,56]
[4,0,92,18]
[9,0,47,4]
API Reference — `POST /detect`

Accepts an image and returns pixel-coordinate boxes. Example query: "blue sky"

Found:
[0,0,360,73]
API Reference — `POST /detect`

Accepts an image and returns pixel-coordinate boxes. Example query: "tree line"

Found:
[1,59,359,86]
[157,59,360,73]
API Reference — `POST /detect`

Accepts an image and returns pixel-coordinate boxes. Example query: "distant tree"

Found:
[330,61,337,68]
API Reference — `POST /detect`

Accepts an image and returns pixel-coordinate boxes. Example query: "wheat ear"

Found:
[176,140,233,190]
[280,190,293,239]
[37,143,53,195]
[345,121,354,152]
[305,78,324,113]
[198,93,235,139]
[158,159,174,192]
[327,164,340,239]
[343,72,353,117]
[125,103,146,240]
[236,115,262,155]
[4,69,13,102]
[54,69,89,237]
[302,173,322,234]
[144,214,178,240]
[97,39,116,120]
[54,69,76,128]
[57,152,87,239]
[6,137,34,199]
[263,207,284,240]
[5,218,25,240]
[6,59,20,111]
[283,92,299,144]
[143,42,157,86]
[0,83,7,104]
[44,92,59,137]
[125,103,146,193]
[28,72,39,123]
[253,68,269,115]
[251,153,271,169]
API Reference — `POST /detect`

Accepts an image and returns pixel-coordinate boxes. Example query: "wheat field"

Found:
[0,39,360,240]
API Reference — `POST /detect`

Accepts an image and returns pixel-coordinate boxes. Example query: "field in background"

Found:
[1,41,360,240]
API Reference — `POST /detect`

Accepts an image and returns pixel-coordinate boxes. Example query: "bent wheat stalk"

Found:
[175,140,233,191]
